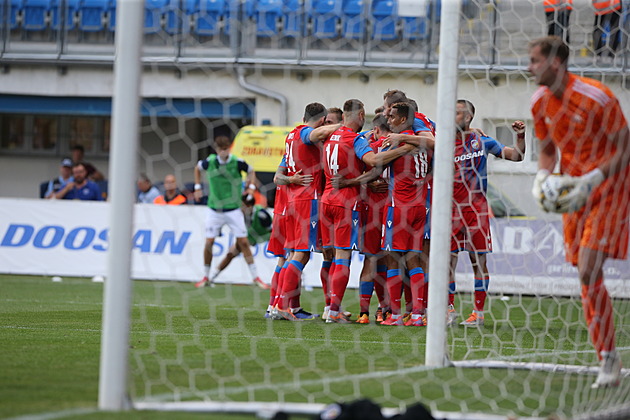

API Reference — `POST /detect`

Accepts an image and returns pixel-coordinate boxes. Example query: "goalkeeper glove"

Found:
[532,169,550,211]
[556,168,605,213]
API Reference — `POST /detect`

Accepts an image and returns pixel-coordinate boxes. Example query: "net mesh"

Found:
[8,0,625,417]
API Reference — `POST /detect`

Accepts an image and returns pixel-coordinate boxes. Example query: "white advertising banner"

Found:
[1,198,629,297]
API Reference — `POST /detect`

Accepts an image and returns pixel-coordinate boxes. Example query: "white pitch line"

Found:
[4,407,98,420]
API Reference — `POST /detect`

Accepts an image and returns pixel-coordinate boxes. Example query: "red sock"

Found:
[273,262,289,307]
[374,264,388,308]
[403,280,412,314]
[386,269,403,315]
[279,261,304,310]
[359,281,374,313]
[581,279,616,358]
[321,260,332,306]
[473,277,489,312]
[269,265,282,306]
[423,278,429,310]
[409,267,425,315]
[329,259,351,312]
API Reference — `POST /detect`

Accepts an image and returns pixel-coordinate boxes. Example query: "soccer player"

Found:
[451,100,525,327]
[274,103,340,321]
[193,135,269,289]
[380,102,430,326]
[320,99,415,323]
[208,193,272,284]
[325,107,343,125]
[529,36,630,388]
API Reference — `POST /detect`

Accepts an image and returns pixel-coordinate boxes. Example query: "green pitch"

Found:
[1,275,628,419]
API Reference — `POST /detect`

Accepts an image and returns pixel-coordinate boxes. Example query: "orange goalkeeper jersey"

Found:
[531,73,628,178]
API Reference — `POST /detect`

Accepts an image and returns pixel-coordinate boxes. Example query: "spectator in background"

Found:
[54,162,103,201]
[154,174,187,205]
[137,173,161,203]
[593,0,622,61]
[44,158,74,199]
[544,0,572,44]
[325,107,343,125]
[71,144,104,181]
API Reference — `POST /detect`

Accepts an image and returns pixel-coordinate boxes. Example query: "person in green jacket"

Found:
[193,135,270,289]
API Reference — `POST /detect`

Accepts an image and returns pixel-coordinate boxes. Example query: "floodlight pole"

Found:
[425,0,461,367]
[98,0,144,410]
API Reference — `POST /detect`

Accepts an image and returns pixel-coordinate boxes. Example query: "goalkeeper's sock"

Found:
[269,264,282,306]
[448,279,456,306]
[359,280,374,314]
[581,278,616,358]
[279,260,304,310]
[409,267,425,315]
[375,264,388,308]
[320,260,332,307]
[386,269,403,316]
[329,259,350,312]
[473,277,490,312]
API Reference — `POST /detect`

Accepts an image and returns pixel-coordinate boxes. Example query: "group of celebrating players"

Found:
[264,89,527,326]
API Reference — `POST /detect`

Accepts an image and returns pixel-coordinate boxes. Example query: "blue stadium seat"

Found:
[401,15,427,41]
[282,0,303,37]
[164,0,182,34]
[193,0,227,36]
[9,0,23,30]
[109,0,168,33]
[341,0,364,39]
[78,0,109,31]
[23,0,50,31]
[51,0,78,30]
[310,0,340,38]
[252,0,283,37]
[371,0,397,41]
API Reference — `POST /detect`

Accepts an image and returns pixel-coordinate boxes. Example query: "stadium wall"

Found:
[1,65,630,219]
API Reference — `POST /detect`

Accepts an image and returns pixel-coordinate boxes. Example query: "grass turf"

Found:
[2,274,629,419]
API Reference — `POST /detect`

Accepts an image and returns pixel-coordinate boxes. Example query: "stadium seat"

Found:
[309,0,340,38]
[9,0,23,30]
[22,0,51,31]
[39,181,49,199]
[50,0,78,30]
[164,0,182,34]
[96,180,108,200]
[401,16,427,40]
[371,0,397,41]
[341,0,364,39]
[77,0,109,32]
[252,0,283,37]
[109,0,168,33]
[282,0,303,37]
[193,0,227,36]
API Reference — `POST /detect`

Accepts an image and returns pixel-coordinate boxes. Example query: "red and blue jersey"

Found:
[321,126,373,208]
[386,129,429,207]
[284,124,324,201]
[274,158,289,216]
[452,132,505,210]
[413,112,436,136]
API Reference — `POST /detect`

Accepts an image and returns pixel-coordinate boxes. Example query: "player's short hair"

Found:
[138,173,152,184]
[407,99,418,113]
[327,107,343,122]
[343,99,364,114]
[383,89,408,106]
[457,99,476,117]
[390,102,414,122]
[529,36,569,66]
[374,106,385,114]
[372,113,390,132]
[303,102,327,122]
[241,193,255,207]
[214,135,233,149]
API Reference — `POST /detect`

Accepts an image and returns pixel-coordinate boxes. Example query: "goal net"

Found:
[101,0,630,418]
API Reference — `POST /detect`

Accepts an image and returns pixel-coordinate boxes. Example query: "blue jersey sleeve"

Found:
[353,135,372,160]
[300,126,315,145]
[413,116,432,133]
[481,136,505,157]
[278,156,287,168]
